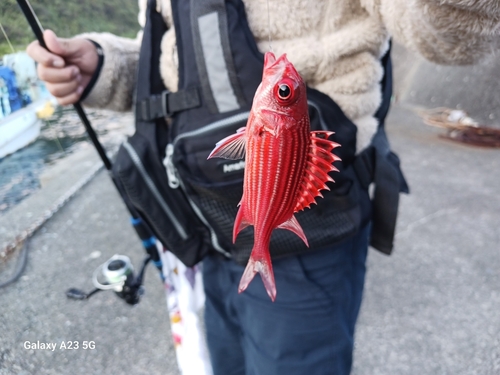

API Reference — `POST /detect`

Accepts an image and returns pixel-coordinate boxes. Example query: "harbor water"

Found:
[0,106,133,214]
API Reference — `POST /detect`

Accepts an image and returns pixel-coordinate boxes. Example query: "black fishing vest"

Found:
[113,0,408,267]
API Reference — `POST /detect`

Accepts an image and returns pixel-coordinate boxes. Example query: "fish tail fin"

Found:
[238,245,276,301]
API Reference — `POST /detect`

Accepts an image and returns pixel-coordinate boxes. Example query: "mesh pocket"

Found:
[186,179,255,256]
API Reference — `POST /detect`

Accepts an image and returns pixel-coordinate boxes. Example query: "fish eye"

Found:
[278,84,291,100]
[274,79,297,104]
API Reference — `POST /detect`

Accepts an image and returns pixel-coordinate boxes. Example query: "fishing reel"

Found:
[66,254,151,305]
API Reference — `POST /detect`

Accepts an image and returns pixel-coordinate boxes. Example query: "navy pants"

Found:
[203,224,370,375]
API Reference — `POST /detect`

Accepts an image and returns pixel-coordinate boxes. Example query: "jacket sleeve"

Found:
[378,0,500,65]
[78,32,141,112]
[76,0,148,111]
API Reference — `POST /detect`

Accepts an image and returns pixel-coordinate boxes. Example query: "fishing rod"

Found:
[16,0,163,304]
[16,0,111,169]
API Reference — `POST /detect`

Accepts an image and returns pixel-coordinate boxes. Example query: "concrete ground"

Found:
[1,43,499,374]
[352,104,500,375]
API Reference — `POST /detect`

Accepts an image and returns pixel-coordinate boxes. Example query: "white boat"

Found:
[0,99,43,158]
[0,52,55,159]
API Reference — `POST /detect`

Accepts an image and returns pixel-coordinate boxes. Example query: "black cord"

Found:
[0,240,30,289]
[80,40,104,102]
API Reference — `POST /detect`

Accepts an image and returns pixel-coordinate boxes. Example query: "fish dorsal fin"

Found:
[277,215,309,247]
[294,131,341,213]
[208,127,247,160]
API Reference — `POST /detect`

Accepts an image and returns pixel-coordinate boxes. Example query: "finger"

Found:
[26,40,65,68]
[46,80,83,98]
[56,90,84,106]
[37,65,81,84]
[44,29,84,58]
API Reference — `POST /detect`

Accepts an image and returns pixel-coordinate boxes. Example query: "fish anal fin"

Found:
[208,127,246,160]
[294,131,341,212]
[277,215,309,247]
[233,204,252,243]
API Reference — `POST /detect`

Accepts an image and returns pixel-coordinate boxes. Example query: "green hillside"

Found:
[0,0,139,55]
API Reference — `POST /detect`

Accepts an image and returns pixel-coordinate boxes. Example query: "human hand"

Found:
[27,29,99,105]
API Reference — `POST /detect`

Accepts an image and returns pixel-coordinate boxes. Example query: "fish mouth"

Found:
[264,52,291,70]
[263,52,301,88]
[264,51,277,68]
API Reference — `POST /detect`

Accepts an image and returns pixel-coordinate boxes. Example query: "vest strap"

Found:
[136,88,201,121]
[190,0,247,114]
[353,128,409,255]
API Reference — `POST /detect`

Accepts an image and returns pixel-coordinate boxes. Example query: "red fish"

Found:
[208,52,340,301]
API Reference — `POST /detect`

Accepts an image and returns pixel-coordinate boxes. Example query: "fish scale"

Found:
[209,52,340,301]
[247,128,307,237]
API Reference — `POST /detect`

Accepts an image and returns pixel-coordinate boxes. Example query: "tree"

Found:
[0,0,138,54]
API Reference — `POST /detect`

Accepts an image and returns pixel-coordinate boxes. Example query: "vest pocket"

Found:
[113,132,211,266]
[180,175,246,257]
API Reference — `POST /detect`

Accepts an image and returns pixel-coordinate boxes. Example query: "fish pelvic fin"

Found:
[233,204,251,243]
[294,131,341,213]
[208,127,246,160]
[238,245,276,301]
[277,215,309,247]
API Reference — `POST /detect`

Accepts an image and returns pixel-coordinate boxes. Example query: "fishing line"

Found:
[266,0,273,52]
[0,21,16,53]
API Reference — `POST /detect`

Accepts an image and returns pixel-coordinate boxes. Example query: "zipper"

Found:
[163,111,250,190]
[163,144,180,189]
[123,141,188,241]
[173,111,250,147]
[162,112,250,257]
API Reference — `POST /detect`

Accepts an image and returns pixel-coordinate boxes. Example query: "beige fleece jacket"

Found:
[82,0,500,151]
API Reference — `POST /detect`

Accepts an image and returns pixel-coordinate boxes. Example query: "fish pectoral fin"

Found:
[208,127,247,160]
[277,215,309,247]
[233,204,251,243]
[294,131,341,213]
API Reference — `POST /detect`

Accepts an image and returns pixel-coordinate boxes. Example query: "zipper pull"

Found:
[163,144,180,189]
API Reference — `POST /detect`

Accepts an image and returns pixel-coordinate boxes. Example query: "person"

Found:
[27,1,500,374]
